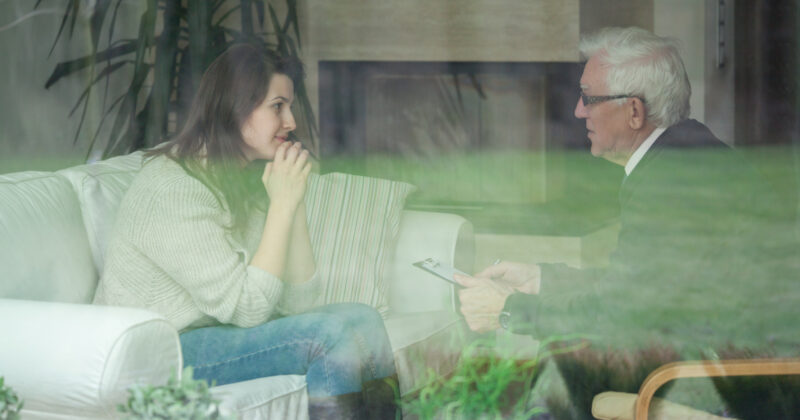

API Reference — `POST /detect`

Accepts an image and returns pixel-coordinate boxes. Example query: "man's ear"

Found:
[627,98,647,130]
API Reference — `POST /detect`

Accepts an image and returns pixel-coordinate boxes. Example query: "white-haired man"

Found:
[456,27,791,347]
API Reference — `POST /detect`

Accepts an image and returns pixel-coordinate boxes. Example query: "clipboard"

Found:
[412,258,468,286]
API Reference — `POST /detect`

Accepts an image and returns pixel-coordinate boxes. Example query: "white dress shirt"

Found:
[624,127,666,176]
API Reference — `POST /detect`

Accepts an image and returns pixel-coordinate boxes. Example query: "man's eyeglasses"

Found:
[580,91,646,106]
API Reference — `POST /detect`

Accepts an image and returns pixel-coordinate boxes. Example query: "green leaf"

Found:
[43,0,315,160]
[266,4,285,54]
[48,0,80,57]
[253,0,266,28]
[239,0,254,35]
[44,41,138,89]
[284,0,301,48]
[89,0,113,54]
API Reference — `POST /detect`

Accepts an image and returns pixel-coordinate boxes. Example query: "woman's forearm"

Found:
[250,202,296,279]
[284,202,316,284]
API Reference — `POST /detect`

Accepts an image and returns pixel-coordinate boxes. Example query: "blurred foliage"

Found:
[547,343,681,420]
[118,366,234,420]
[0,376,23,420]
[400,334,585,419]
[708,345,800,420]
[38,0,316,160]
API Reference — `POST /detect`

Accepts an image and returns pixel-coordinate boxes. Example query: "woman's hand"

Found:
[262,141,312,209]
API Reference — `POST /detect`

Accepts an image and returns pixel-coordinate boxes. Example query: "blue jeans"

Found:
[179,303,396,397]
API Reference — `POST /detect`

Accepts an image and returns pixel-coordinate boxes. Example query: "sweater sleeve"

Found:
[137,177,284,328]
[277,270,322,315]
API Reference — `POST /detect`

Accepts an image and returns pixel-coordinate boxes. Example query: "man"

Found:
[456,27,794,349]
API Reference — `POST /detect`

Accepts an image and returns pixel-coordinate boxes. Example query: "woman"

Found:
[93,44,398,419]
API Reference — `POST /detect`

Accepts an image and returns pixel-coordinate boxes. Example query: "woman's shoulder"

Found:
[125,155,222,211]
[135,156,207,193]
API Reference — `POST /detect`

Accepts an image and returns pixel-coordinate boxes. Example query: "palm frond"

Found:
[88,0,112,54]
[48,0,80,57]
[44,0,315,158]
[45,41,138,88]
[68,61,130,117]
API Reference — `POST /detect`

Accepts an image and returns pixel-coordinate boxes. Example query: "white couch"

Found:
[0,152,475,419]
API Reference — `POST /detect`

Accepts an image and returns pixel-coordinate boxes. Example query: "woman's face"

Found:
[240,74,296,162]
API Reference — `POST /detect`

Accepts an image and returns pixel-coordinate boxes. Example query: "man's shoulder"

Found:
[657,119,727,148]
[639,119,741,178]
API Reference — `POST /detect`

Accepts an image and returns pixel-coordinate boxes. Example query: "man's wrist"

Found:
[498,310,511,330]
[498,292,514,331]
[499,292,538,334]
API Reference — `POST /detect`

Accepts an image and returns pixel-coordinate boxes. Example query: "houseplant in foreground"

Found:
[401,334,585,419]
[118,367,235,420]
[0,376,23,420]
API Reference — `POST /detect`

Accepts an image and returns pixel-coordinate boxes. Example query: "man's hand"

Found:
[473,261,541,294]
[454,275,514,332]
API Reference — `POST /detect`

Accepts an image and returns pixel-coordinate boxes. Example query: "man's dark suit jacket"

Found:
[504,119,797,350]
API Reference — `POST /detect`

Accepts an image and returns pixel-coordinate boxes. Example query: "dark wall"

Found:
[734,0,798,146]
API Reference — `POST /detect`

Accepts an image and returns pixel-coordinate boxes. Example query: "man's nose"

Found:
[574,96,589,119]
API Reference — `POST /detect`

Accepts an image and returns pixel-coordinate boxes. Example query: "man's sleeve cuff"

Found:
[503,292,540,335]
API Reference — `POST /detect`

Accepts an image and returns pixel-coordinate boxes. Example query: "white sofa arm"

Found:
[0,299,181,419]
[388,210,474,314]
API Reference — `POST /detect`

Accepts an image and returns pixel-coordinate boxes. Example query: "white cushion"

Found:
[385,311,472,396]
[214,376,309,420]
[0,171,97,303]
[57,152,145,273]
[389,210,474,313]
[0,299,181,419]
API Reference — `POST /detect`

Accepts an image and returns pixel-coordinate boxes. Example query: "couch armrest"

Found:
[388,210,474,313]
[0,299,181,419]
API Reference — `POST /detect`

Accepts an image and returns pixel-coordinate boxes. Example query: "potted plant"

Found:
[118,367,234,420]
[0,376,23,420]
[38,0,316,159]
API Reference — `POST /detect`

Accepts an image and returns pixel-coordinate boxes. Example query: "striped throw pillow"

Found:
[304,172,416,315]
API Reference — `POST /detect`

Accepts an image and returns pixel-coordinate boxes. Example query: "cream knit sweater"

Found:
[93,155,320,332]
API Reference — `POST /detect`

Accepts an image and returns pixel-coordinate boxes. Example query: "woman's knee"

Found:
[324,303,386,329]
[293,312,351,343]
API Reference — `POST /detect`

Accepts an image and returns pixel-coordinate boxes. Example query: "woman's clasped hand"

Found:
[262,141,312,209]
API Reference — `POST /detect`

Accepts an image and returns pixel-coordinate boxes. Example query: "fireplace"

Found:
[318,61,586,219]
[298,0,651,232]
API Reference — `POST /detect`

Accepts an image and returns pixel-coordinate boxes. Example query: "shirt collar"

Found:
[624,127,666,176]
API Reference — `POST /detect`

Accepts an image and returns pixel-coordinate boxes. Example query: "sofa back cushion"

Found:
[305,173,416,315]
[49,152,416,314]
[0,171,98,302]
[57,152,145,274]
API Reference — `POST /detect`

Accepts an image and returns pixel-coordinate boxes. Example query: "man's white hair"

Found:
[579,27,691,128]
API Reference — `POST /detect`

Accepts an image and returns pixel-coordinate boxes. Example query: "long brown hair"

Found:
[147,44,304,231]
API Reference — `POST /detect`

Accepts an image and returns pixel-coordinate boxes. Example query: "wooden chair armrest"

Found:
[634,358,800,420]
